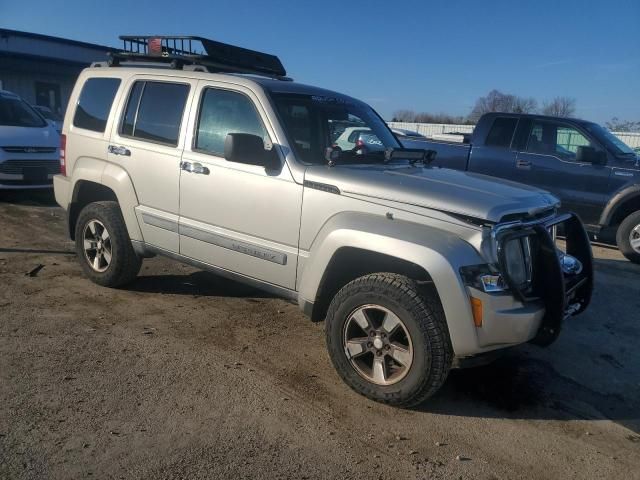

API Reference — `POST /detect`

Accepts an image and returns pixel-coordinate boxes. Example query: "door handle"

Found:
[108,145,131,156]
[516,159,531,169]
[180,161,210,175]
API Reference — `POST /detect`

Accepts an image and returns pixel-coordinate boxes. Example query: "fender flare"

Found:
[599,185,640,226]
[69,158,143,242]
[100,162,143,241]
[296,212,485,355]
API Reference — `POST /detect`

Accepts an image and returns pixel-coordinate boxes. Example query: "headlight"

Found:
[500,236,532,289]
[460,264,508,293]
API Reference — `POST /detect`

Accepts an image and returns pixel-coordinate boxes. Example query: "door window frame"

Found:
[522,119,605,163]
[191,86,271,158]
[117,79,192,148]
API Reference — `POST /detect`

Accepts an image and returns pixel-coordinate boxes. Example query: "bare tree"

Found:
[513,97,538,114]
[468,90,537,122]
[542,97,576,117]
[391,110,417,122]
[605,117,640,133]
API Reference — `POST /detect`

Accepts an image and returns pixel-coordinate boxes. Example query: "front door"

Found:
[514,120,611,225]
[108,76,197,252]
[178,82,302,289]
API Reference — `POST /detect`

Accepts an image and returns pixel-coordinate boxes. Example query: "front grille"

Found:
[0,160,59,175]
[495,213,593,346]
[1,146,57,153]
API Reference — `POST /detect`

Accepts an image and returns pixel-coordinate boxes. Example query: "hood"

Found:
[0,125,59,148]
[304,163,559,223]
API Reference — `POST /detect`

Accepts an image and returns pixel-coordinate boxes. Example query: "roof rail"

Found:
[106,35,291,80]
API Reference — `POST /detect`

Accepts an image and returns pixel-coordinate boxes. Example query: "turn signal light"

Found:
[470,297,483,327]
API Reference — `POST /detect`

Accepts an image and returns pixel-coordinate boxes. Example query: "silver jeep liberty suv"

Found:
[53,36,593,407]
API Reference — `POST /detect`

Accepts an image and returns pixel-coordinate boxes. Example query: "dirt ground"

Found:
[0,190,638,480]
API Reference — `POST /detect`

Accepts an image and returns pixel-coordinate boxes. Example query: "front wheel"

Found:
[616,211,640,264]
[325,273,452,407]
[74,201,142,287]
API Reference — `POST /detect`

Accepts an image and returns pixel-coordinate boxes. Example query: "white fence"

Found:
[387,122,640,149]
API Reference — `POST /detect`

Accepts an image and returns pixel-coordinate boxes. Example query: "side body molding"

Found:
[296,211,486,356]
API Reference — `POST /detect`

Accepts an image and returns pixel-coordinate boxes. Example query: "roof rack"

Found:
[107,35,290,80]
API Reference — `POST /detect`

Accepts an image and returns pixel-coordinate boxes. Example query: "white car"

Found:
[333,126,384,151]
[0,90,60,189]
[33,105,63,134]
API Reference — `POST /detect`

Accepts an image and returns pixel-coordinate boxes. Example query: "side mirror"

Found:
[576,145,607,165]
[224,133,280,170]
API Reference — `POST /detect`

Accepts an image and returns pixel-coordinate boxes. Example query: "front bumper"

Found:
[494,212,593,346]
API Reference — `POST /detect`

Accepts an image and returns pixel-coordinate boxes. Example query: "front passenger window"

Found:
[526,121,592,160]
[195,89,267,156]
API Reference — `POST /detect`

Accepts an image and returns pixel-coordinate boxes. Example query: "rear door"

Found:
[466,116,520,178]
[108,75,198,253]
[513,119,611,225]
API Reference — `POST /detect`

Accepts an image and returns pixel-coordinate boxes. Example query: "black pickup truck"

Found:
[403,113,640,263]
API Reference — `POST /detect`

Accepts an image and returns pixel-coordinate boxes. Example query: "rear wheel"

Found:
[325,273,452,407]
[75,201,141,287]
[616,211,640,264]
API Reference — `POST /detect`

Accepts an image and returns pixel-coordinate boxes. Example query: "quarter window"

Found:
[121,81,189,145]
[485,117,518,147]
[73,78,121,132]
[195,88,267,156]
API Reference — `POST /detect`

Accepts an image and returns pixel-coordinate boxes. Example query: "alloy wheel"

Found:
[343,304,414,386]
[83,219,112,273]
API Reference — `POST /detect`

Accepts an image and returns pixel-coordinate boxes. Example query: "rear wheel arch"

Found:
[69,180,118,240]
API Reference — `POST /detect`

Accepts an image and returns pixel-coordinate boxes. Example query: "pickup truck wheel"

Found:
[75,201,142,287]
[616,211,640,264]
[325,273,452,407]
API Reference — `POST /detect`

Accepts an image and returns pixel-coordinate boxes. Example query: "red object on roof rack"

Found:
[113,35,288,80]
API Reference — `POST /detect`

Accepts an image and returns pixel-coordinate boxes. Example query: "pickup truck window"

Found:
[485,117,518,148]
[73,78,121,133]
[273,93,400,165]
[526,121,592,160]
[121,81,189,146]
[195,88,267,156]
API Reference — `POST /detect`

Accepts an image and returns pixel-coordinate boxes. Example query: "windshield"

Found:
[272,93,400,164]
[584,122,635,157]
[0,93,47,128]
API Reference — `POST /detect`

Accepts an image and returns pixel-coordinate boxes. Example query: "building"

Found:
[0,29,114,116]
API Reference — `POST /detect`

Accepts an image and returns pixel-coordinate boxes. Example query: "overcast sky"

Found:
[2,0,639,122]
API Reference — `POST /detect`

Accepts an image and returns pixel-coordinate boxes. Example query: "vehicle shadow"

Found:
[418,352,639,435]
[128,269,276,299]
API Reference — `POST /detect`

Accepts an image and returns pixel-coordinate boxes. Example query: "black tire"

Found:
[74,201,141,287]
[616,211,640,264]
[325,273,452,407]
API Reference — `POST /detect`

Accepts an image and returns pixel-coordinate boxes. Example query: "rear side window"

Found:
[73,78,121,132]
[485,117,518,148]
[195,88,267,155]
[121,81,190,146]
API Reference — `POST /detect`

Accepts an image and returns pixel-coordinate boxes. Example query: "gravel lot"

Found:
[0,190,638,480]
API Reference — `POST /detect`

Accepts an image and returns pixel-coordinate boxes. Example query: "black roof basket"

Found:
[110,35,289,80]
